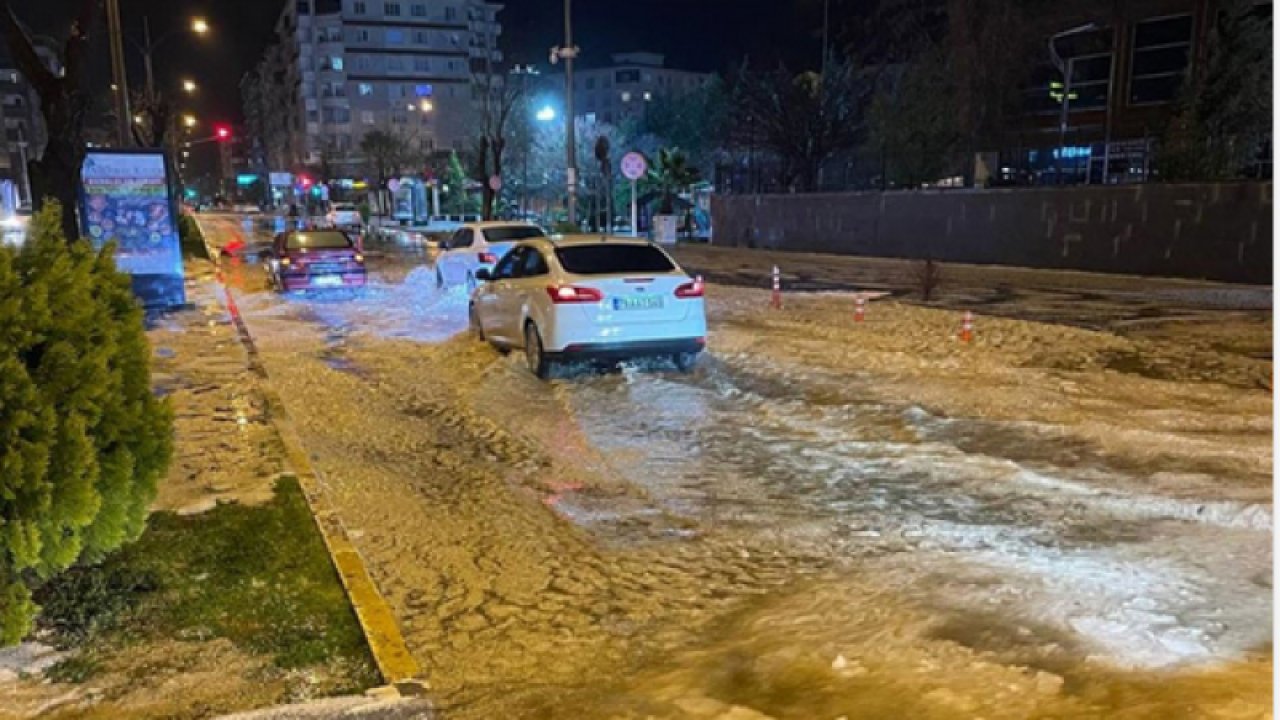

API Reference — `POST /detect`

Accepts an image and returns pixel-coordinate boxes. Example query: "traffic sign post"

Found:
[620,152,647,238]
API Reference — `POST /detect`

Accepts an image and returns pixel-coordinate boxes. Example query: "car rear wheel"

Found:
[469,304,486,342]
[673,352,699,372]
[524,322,551,380]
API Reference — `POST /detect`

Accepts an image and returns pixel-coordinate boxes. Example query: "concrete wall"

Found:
[711,183,1272,284]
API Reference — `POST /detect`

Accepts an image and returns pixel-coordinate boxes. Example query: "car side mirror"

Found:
[475,268,492,281]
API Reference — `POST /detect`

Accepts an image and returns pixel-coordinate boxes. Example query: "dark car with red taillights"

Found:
[264,229,366,293]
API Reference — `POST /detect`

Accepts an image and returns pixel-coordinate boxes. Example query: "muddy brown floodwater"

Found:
[204,215,1271,719]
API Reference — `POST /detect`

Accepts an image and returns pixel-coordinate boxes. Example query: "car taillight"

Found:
[479,252,498,264]
[546,285,603,303]
[354,253,364,263]
[674,276,704,298]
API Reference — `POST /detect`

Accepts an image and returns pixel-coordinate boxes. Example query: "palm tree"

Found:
[648,148,699,215]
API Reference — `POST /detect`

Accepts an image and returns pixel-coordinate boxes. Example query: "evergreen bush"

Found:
[0,202,173,645]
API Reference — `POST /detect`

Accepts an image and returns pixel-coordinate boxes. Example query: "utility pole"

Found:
[105,0,131,146]
[550,0,579,226]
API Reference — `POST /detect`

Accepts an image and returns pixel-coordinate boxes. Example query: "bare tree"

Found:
[0,0,96,241]
[732,57,869,192]
[471,23,525,220]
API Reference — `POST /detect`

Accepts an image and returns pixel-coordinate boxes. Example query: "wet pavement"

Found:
[199,214,1272,719]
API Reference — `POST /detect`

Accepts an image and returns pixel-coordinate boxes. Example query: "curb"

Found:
[192,217,428,697]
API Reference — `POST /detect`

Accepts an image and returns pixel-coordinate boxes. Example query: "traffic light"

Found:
[298,174,313,189]
[214,124,231,141]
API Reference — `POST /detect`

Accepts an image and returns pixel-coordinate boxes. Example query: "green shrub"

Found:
[0,202,174,645]
[551,221,580,235]
[177,213,207,260]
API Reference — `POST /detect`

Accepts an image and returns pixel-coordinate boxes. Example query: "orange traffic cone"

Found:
[959,310,974,342]
[854,295,866,322]
[770,265,782,309]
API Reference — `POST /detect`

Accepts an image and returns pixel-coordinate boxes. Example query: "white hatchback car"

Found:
[469,236,707,378]
[327,203,363,229]
[435,221,547,291]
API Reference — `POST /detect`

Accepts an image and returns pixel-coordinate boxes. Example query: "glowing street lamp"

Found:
[418,99,433,113]
[536,105,556,122]
[183,114,197,128]
[182,79,197,93]
[191,17,210,34]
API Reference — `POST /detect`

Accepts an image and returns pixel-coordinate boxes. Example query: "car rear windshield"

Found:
[483,226,546,243]
[554,244,675,275]
[285,231,351,250]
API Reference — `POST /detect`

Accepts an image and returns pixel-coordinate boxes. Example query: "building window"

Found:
[411,3,426,16]
[386,29,404,44]
[384,2,401,16]
[355,55,371,71]
[620,91,632,102]
[615,69,639,84]
[358,82,374,95]
[445,6,457,21]
[330,56,344,71]
[585,77,595,90]
[643,91,652,101]
[387,56,403,71]
[355,29,371,42]
[414,57,430,72]
[451,33,461,46]
[414,30,428,44]
[361,110,375,124]
[353,0,367,13]
[415,83,433,97]
[1130,14,1193,105]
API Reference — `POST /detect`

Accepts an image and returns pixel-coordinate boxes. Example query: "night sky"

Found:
[15,0,851,125]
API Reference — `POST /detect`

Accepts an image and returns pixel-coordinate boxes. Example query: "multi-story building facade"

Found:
[251,0,503,179]
[0,37,60,211]
[1005,0,1271,184]
[541,52,712,126]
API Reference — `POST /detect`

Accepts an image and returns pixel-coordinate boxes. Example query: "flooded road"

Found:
[201,214,1271,719]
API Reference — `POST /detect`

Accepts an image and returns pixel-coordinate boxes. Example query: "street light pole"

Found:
[509,64,540,217]
[143,16,157,100]
[563,0,577,226]
[105,0,131,146]
[821,0,830,78]
[1049,23,1097,185]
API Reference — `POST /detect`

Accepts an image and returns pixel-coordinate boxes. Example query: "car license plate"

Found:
[310,263,342,274]
[312,275,342,287]
[613,295,662,311]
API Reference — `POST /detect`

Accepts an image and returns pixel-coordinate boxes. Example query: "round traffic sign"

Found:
[620,152,647,181]
[488,175,503,191]
[387,178,401,192]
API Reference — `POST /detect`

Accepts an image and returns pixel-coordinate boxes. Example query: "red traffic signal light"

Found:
[214,124,231,141]
[298,174,313,189]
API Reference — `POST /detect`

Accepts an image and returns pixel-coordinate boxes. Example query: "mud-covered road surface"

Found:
[201,214,1271,719]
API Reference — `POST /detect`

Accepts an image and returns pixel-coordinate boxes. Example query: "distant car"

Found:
[435,221,547,291]
[423,213,482,233]
[264,229,366,293]
[327,203,363,229]
[469,236,707,379]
